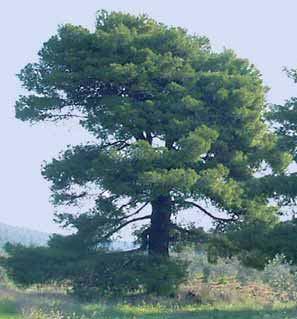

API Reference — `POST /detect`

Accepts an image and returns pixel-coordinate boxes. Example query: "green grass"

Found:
[0,298,296,319]
[79,303,297,319]
[1,302,297,319]
[0,292,296,319]
[0,299,19,319]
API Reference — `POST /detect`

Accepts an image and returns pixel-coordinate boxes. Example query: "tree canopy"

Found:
[243,69,297,208]
[15,11,291,256]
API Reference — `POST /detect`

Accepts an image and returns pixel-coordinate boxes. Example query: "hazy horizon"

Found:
[1,1,297,237]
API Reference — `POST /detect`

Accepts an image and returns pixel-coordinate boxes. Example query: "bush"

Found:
[177,246,261,284]
[0,243,76,286]
[71,252,187,299]
[1,243,187,300]
[263,254,297,300]
[208,220,297,269]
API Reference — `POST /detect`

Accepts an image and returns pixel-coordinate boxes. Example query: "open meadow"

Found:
[0,294,297,319]
[0,288,296,319]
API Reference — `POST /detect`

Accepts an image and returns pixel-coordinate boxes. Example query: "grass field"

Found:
[0,299,19,319]
[0,294,297,319]
[81,303,297,319]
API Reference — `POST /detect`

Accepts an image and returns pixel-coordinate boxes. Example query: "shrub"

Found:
[177,246,261,284]
[208,220,297,269]
[0,243,75,286]
[263,254,297,300]
[1,243,187,299]
[71,252,187,299]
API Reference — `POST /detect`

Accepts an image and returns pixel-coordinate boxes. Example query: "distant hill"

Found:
[0,222,50,248]
[0,222,136,252]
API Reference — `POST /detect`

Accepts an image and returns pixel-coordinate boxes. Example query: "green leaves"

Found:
[177,125,219,163]
[140,168,198,196]
[193,165,244,211]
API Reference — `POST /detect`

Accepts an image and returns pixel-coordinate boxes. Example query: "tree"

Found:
[262,68,297,205]
[15,11,291,257]
[207,68,297,270]
[208,219,297,269]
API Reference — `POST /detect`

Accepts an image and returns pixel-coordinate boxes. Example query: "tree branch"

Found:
[182,201,238,222]
[119,202,149,220]
[45,113,88,120]
[104,215,151,239]
[118,199,138,211]
[100,140,131,151]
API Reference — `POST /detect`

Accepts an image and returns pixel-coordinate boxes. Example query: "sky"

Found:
[0,0,296,234]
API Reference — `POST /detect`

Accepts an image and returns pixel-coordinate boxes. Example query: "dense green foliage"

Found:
[71,253,187,299]
[208,219,297,268]
[15,10,291,257]
[1,242,74,286]
[269,68,297,162]
[251,68,297,205]
[205,68,297,270]
[1,242,186,298]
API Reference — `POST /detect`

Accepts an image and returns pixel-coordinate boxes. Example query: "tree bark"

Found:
[149,195,172,257]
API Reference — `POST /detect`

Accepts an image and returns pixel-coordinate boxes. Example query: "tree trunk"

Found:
[149,195,172,257]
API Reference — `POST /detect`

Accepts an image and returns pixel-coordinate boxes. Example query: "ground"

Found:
[0,288,297,319]
[1,253,297,318]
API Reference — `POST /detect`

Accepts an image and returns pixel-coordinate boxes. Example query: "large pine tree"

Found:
[15,11,290,256]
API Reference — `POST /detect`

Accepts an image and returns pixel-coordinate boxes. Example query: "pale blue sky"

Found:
[0,0,296,233]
